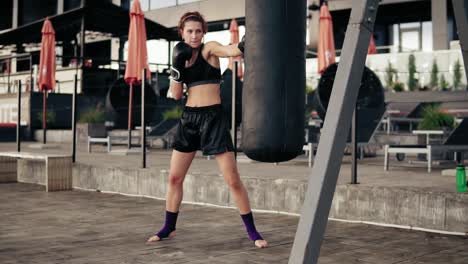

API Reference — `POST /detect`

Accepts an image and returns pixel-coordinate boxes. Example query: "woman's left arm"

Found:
[206,41,243,58]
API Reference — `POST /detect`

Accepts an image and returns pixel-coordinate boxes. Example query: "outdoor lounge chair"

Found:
[384,118,468,172]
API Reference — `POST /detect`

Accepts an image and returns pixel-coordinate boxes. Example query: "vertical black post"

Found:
[167,41,171,69]
[7,61,11,93]
[29,55,33,92]
[142,69,146,168]
[72,74,78,163]
[17,80,21,152]
[351,106,358,184]
[128,84,133,149]
[80,4,85,101]
[43,90,47,144]
[232,61,238,159]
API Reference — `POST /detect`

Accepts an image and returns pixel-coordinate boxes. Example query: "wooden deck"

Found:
[1,183,467,264]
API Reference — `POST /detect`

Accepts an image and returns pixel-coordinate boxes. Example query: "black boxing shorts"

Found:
[172,104,234,155]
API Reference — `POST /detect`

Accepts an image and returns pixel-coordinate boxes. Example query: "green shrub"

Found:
[407,54,418,91]
[417,104,455,130]
[430,59,439,89]
[37,110,56,126]
[392,81,404,92]
[78,109,105,124]
[163,106,183,120]
[453,59,462,90]
[440,74,449,91]
[384,61,398,88]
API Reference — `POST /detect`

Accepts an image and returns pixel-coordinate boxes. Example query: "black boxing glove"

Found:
[170,42,192,83]
[238,35,245,54]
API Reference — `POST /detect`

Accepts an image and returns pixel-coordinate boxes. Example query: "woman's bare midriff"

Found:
[185,83,221,107]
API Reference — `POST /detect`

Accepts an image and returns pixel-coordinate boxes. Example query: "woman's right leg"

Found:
[166,150,196,212]
[147,150,196,242]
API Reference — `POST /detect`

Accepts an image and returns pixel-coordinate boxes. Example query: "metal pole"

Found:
[29,54,33,92]
[17,80,21,152]
[231,62,238,159]
[72,74,78,163]
[7,61,11,93]
[43,90,47,144]
[128,83,133,149]
[80,10,85,96]
[288,1,379,263]
[168,41,171,69]
[351,106,358,184]
[142,70,146,168]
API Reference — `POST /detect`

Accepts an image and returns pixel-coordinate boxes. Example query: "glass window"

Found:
[392,22,430,52]
[401,30,419,51]
[140,0,150,11]
[421,21,433,51]
[400,22,420,30]
[150,0,176,10]
[147,39,169,65]
[392,24,399,52]
[177,0,201,4]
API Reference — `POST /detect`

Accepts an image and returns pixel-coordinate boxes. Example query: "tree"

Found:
[440,74,449,91]
[407,54,418,91]
[384,61,398,89]
[430,59,439,89]
[453,59,462,90]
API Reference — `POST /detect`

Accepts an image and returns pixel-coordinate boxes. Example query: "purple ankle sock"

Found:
[156,210,178,239]
[241,212,263,241]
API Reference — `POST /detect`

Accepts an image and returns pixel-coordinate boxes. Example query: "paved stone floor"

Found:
[1,183,467,264]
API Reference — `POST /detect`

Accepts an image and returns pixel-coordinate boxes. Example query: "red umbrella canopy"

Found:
[38,18,56,91]
[317,3,336,74]
[125,0,150,85]
[228,18,244,79]
[368,34,377,54]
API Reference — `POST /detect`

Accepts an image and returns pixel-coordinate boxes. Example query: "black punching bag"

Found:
[241,0,306,162]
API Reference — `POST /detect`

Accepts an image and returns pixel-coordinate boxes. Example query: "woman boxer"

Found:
[147,11,267,248]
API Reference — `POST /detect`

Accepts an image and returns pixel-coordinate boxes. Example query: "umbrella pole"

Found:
[72,74,78,162]
[141,70,146,168]
[17,80,21,152]
[43,89,47,144]
[128,83,133,149]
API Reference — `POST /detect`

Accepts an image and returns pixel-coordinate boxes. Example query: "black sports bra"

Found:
[184,44,222,88]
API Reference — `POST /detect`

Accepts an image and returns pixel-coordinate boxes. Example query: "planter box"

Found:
[77,123,106,143]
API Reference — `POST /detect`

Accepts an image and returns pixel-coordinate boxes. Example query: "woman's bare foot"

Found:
[254,239,268,248]
[146,231,176,243]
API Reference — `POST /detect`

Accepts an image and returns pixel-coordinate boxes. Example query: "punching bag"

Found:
[241,0,306,162]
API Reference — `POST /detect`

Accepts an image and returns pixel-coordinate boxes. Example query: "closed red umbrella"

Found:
[38,18,56,144]
[125,0,150,149]
[368,34,377,54]
[228,19,243,79]
[317,3,335,74]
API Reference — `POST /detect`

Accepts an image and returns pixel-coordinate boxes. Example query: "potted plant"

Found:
[416,104,455,160]
[77,104,107,143]
[407,54,418,91]
[440,74,449,91]
[430,59,439,90]
[392,81,404,92]
[384,61,398,89]
[453,59,462,90]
